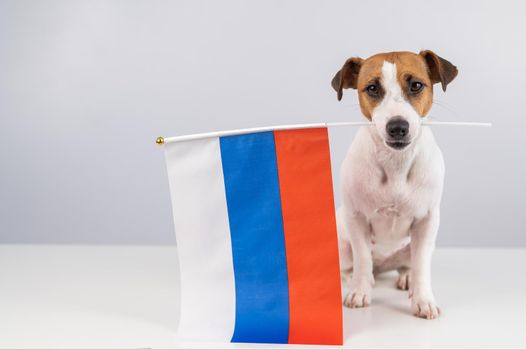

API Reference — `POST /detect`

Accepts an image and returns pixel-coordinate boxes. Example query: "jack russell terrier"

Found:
[332,50,457,319]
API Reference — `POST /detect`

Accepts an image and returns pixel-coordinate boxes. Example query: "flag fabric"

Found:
[163,127,342,345]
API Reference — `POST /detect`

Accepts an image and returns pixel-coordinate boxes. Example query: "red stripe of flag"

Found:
[274,128,343,345]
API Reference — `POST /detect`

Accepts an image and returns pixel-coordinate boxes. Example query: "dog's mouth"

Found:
[386,141,411,150]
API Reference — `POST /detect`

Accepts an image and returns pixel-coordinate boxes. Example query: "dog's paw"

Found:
[411,294,440,319]
[343,289,371,308]
[343,277,373,308]
[396,269,411,290]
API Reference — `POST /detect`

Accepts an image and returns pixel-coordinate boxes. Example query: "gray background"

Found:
[1,0,524,246]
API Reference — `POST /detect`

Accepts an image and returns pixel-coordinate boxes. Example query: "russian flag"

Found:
[163,127,342,345]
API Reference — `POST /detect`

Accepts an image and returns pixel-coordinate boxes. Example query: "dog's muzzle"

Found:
[386,118,411,150]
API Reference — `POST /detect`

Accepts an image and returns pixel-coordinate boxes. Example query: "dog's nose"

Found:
[386,118,409,140]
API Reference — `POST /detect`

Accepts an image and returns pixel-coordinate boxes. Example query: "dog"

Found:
[332,50,458,319]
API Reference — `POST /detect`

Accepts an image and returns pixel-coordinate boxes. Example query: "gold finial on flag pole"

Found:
[155,136,165,145]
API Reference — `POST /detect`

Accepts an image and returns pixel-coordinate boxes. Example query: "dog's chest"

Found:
[357,164,432,253]
[370,181,415,231]
[363,169,428,220]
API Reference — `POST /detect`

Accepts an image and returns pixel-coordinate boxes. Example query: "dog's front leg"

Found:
[410,207,440,319]
[343,211,374,308]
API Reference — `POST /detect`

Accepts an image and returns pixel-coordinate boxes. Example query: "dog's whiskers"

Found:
[431,100,460,119]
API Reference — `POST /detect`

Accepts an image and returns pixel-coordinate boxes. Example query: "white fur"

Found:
[337,60,445,319]
[372,62,421,144]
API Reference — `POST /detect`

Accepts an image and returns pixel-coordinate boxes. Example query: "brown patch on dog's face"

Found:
[332,51,458,120]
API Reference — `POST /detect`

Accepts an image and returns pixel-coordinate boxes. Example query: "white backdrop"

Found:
[1,0,524,246]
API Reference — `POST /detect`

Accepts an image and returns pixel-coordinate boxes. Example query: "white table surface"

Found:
[1,245,525,349]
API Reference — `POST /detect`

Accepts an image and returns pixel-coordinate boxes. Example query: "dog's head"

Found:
[332,51,458,150]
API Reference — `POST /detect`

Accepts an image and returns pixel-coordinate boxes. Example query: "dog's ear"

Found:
[419,50,458,92]
[331,57,363,101]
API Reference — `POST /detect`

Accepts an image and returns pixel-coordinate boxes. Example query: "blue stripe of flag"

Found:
[219,131,290,344]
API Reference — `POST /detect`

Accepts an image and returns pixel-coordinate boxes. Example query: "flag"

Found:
[163,127,342,345]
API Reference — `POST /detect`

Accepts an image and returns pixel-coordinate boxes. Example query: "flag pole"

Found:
[155,121,492,145]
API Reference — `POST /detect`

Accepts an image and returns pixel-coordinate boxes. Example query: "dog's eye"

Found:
[366,84,379,96]
[410,81,424,93]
